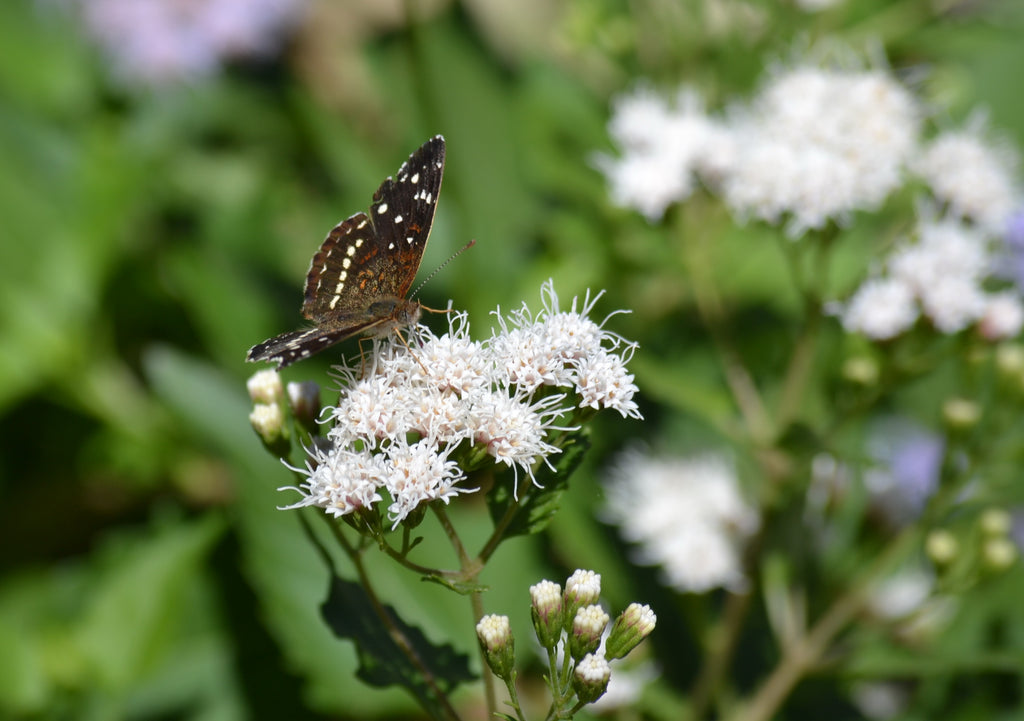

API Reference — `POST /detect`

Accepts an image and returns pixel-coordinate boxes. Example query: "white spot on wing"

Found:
[394,215,404,224]
[411,173,420,184]
[377,203,388,214]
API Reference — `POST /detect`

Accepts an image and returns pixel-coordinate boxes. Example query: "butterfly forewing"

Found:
[247,135,447,369]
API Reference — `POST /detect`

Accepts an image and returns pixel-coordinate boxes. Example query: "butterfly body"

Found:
[247,135,445,368]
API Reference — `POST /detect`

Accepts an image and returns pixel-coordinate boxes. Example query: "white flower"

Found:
[721,64,919,235]
[914,122,1020,233]
[917,275,988,334]
[840,277,919,340]
[573,350,641,418]
[868,567,933,619]
[281,281,641,519]
[69,0,306,86]
[603,450,759,593]
[890,218,989,292]
[979,291,1024,340]
[491,280,641,414]
[596,86,721,220]
[281,446,384,518]
[381,438,467,527]
[467,388,565,489]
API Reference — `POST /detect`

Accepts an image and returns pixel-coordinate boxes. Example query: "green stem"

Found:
[676,209,774,445]
[688,590,754,720]
[433,506,496,717]
[728,526,921,721]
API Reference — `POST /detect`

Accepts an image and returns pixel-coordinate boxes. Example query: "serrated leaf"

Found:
[487,430,591,539]
[320,575,475,718]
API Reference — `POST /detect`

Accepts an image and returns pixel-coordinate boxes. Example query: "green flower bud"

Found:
[605,603,657,660]
[476,615,515,680]
[572,653,611,704]
[529,580,564,649]
[564,569,601,633]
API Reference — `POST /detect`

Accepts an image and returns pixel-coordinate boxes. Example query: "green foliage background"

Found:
[2,0,1024,719]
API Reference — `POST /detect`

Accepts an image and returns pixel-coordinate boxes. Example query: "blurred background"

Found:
[2,0,1024,719]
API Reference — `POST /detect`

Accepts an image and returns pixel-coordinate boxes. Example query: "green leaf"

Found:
[319,575,475,717]
[487,430,591,539]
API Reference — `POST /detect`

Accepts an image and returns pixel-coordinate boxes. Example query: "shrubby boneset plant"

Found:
[247,280,651,719]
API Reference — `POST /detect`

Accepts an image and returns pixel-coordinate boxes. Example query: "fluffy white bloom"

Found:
[868,567,933,619]
[281,281,641,521]
[721,65,919,235]
[491,281,641,417]
[595,86,722,220]
[917,276,988,334]
[914,124,1020,234]
[603,450,759,593]
[68,0,306,86]
[840,277,919,340]
[979,291,1024,340]
[842,216,1024,339]
[381,439,467,526]
[890,218,989,293]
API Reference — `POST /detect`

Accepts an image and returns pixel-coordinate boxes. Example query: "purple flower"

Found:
[63,0,306,86]
[866,420,945,525]
[1002,208,1024,291]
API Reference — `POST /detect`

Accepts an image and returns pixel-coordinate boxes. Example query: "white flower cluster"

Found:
[282,280,641,527]
[602,449,759,593]
[598,50,1024,341]
[598,56,1020,237]
[840,216,1024,339]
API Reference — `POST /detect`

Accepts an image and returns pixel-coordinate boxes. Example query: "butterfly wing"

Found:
[301,135,445,321]
[246,326,371,368]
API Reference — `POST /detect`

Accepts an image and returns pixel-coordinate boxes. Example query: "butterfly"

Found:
[247,135,446,368]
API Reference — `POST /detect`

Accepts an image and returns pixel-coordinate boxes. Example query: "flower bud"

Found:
[925,529,958,566]
[569,605,609,661]
[941,397,980,431]
[983,538,1018,571]
[250,403,288,455]
[995,344,1024,376]
[572,653,611,704]
[842,356,879,386]
[564,569,601,633]
[529,580,564,649]
[247,369,283,404]
[605,603,657,660]
[979,508,1012,537]
[476,615,515,680]
[287,380,321,432]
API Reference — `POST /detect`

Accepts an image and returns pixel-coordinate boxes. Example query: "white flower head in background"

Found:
[720,62,919,235]
[282,281,641,525]
[603,449,759,593]
[839,213,1024,340]
[594,85,726,221]
[913,116,1021,235]
[66,0,306,86]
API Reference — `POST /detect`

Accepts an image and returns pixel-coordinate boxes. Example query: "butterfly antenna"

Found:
[411,239,476,300]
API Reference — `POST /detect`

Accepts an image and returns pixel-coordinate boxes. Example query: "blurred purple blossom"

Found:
[63,0,306,86]
[1003,208,1024,291]
[865,420,945,525]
